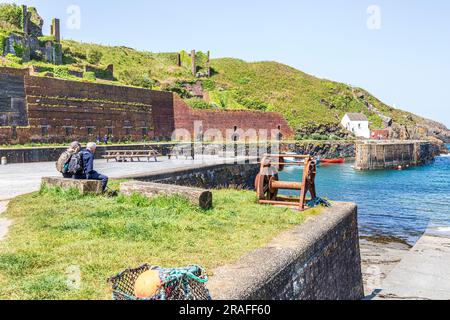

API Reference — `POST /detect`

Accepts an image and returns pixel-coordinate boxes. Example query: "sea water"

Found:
[279,145,450,245]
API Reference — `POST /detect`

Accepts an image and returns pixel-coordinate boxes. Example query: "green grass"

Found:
[0,186,320,300]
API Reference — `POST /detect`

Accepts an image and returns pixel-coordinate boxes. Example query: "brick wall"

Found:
[0,68,28,127]
[173,95,294,141]
[0,67,294,145]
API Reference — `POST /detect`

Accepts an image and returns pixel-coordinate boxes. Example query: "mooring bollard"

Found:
[1,157,7,165]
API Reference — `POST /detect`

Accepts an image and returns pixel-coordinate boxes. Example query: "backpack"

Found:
[56,151,72,173]
[67,152,83,175]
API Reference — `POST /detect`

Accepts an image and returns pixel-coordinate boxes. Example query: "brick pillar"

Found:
[191,50,196,76]
[51,19,61,42]
[22,5,28,35]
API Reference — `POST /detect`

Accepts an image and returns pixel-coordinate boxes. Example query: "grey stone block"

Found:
[42,177,102,195]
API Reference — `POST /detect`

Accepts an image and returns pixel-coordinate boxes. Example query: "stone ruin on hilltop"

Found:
[1,5,62,65]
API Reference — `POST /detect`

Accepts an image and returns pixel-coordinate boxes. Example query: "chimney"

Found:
[22,5,28,35]
[191,50,196,76]
[207,51,211,77]
[51,19,61,43]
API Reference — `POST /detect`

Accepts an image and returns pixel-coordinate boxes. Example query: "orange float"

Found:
[134,270,162,298]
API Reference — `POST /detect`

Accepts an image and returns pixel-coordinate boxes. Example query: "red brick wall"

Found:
[0,67,30,77]
[173,95,294,140]
[0,72,175,144]
[0,67,294,144]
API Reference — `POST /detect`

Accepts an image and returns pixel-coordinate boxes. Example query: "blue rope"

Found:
[307,197,332,208]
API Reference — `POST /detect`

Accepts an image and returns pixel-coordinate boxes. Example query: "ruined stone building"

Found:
[1,5,62,64]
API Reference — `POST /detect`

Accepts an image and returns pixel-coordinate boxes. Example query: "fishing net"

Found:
[108,264,212,300]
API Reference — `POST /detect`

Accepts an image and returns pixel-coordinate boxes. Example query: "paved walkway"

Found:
[375,225,450,300]
[0,155,242,201]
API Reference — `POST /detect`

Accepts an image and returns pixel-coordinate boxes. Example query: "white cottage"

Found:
[341,113,370,138]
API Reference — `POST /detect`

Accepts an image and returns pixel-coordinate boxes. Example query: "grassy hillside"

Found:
[0,4,443,137]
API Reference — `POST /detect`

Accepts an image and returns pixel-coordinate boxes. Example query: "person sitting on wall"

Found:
[56,141,82,179]
[75,142,109,192]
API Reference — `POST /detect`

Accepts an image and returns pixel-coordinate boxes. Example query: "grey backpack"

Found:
[67,152,83,175]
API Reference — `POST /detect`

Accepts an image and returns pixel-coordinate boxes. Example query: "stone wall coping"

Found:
[0,143,179,152]
[207,202,358,300]
[356,140,429,145]
[117,159,256,181]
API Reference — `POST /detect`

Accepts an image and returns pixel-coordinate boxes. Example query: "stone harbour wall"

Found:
[0,143,177,164]
[208,202,365,300]
[355,140,440,170]
[123,162,260,190]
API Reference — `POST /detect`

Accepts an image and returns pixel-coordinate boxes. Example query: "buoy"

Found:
[1,157,6,165]
[134,270,162,298]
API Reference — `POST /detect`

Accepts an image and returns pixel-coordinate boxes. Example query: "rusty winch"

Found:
[255,154,317,211]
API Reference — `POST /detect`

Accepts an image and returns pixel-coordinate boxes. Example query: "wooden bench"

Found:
[42,177,103,195]
[167,145,195,160]
[102,149,161,163]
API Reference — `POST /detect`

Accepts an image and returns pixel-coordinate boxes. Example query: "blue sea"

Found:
[280,145,450,245]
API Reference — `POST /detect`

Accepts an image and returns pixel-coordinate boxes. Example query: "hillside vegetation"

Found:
[1,3,448,140]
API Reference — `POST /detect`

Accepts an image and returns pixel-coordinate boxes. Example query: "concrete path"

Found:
[0,201,11,242]
[375,226,450,300]
[0,155,243,201]
[360,239,410,298]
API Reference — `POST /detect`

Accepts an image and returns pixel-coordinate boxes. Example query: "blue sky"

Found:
[5,0,450,127]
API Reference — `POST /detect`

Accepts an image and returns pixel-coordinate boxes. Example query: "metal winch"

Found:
[255,154,317,211]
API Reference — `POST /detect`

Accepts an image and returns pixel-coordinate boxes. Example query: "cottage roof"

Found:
[345,113,368,122]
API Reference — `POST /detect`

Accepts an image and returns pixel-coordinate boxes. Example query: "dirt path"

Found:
[0,201,11,242]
